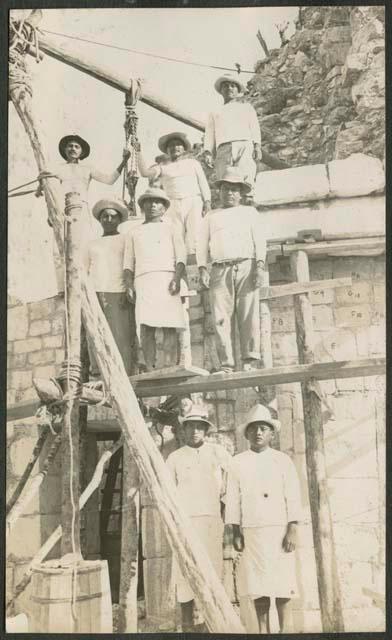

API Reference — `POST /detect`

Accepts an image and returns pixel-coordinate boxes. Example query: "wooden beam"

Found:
[291,250,344,632]
[35,32,205,132]
[259,276,352,300]
[282,237,385,257]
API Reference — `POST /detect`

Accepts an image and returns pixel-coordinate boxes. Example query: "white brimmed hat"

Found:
[92,198,129,222]
[137,187,171,209]
[158,132,192,154]
[239,403,281,437]
[215,166,252,193]
[214,74,244,95]
[179,403,214,431]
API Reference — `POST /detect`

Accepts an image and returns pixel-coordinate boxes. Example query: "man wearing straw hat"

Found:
[136,131,211,256]
[167,403,232,632]
[225,404,301,633]
[85,198,137,377]
[123,186,187,371]
[203,74,262,192]
[197,167,266,373]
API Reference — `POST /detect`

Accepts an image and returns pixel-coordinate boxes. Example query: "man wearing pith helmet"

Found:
[203,74,262,191]
[197,167,267,373]
[123,187,187,370]
[225,403,302,633]
[166,403,232,632]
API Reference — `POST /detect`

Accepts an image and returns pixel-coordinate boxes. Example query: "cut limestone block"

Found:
[328,154,385,198]
[255,164,330,206]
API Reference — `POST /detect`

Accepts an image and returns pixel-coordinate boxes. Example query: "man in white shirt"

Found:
[136,132,211,256]
[225,404,302,633]
[204,74,261,192]
[167,403,232,632]
[197,167,266,373]
[123,187,187,370]
[86,198,137,377]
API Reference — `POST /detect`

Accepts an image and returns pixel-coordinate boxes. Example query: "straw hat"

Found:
[158,132,192,154]
[239,404,281,437]
[92,198,129,222]
[58,134,90,160]
[214,74,244,95]
[215,166,252,193]
[137,187,171,209]
[179,403,214,431]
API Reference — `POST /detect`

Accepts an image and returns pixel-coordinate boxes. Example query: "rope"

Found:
[9,18,41,98]
[40,28,256,75]
[123,79,142,213]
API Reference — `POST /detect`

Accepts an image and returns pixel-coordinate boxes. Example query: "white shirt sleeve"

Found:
[123,232,136,273]
[194,160,211,202]
[224,464,241,525]
[251,209,267,263]
[90,167,121,185]
[204,112,216,156]
[172,226,187,265]
[283,456,302,523]
[196,214,210,267]
[248,104,261,145]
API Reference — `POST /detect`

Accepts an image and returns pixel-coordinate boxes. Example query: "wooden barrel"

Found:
[29,559,112,633]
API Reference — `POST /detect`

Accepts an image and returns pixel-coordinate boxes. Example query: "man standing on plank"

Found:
[167,404,232,633]
[225,403,302,633]
[203,74,261,193]
[197,167,266,373]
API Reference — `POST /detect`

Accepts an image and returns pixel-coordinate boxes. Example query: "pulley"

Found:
[122,79,142,215]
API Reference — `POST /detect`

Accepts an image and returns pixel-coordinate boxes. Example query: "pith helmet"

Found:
[92,198,129,222]
[137,187,171,209]
[59,134,90,160]
[239,403,281,437]
[179,403,214,431]
[215,166,252,193]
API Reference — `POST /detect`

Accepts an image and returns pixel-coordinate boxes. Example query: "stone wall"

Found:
[6,246,385,631]
[245,5,385,167]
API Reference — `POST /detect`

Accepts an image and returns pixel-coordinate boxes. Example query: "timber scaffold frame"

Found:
[7,9,385,635]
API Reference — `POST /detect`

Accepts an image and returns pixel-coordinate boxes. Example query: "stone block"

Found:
[55,349,65,364]
[372,257,385,282]
[313,329,356,362]
[312,305,334,330]
[32,364,57,379]
[13,338,42,354]
[6,513,60,559]
[324,419,378,479]
[370,304,385,326]
[28,319,51,337]
[42,334,63,349]
[50,315,64,334]
[8,370,32,393]
[15,386,39,404]
[335,376,365,392]
[328,478,378,523]
[271,332,298,364]
[328,154,385,198]
[309,286,334,305]
[143,556,176,630]
[368,324,385,355]
[27,349,55,366]
[270,307,296,333]
[332,256,374,282]
[8,353,27,369]
[255,164,330,206]
[142,506,171,559]
[28,297,58,321]
[343,606,385,632]
[295,547,321,610]
[292,609,322,633]
[341,53,367,86]
[334,305,371,328]
[335,282,372,306]
[323,26,352,44]
[7,306,28,341]
[373,283,385,304]
[338,560,376,609]
[309,259,333,281]
[334,523,379,563]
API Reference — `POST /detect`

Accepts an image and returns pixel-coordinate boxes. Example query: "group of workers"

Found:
[47,73,301,633]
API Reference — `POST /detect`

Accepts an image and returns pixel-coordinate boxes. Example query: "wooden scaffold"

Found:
[7,9,386,635]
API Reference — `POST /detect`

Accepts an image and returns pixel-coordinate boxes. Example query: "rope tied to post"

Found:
[122,79,142,214]
[9,16,42,98]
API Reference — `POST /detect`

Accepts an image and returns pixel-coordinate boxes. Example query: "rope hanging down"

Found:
[122,79,142,214]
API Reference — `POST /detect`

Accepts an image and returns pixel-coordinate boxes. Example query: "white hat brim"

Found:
[92,199,128,222]
[239,418,281,437]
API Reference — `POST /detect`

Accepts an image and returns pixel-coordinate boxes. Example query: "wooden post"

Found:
[118,445,140,633]
[258,269,277,415]
[57,192,83,557]
[290,250,345,632]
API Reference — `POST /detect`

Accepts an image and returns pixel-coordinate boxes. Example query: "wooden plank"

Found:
[259,276,352,300]
[291,250,344,632]
[282,237,384,257]
[130,364,209,382]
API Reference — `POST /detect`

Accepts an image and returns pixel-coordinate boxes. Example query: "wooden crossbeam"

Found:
[259,276,352,300]
[10,358,383,425]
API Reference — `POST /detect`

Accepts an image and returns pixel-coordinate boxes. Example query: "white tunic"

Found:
[86,234,126,293]
[196,206,267,268]
[225,448,302,527]
[167,442,232,518]
[123,221,186,278]
[204,101,261,155]
[150,158,211,201]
